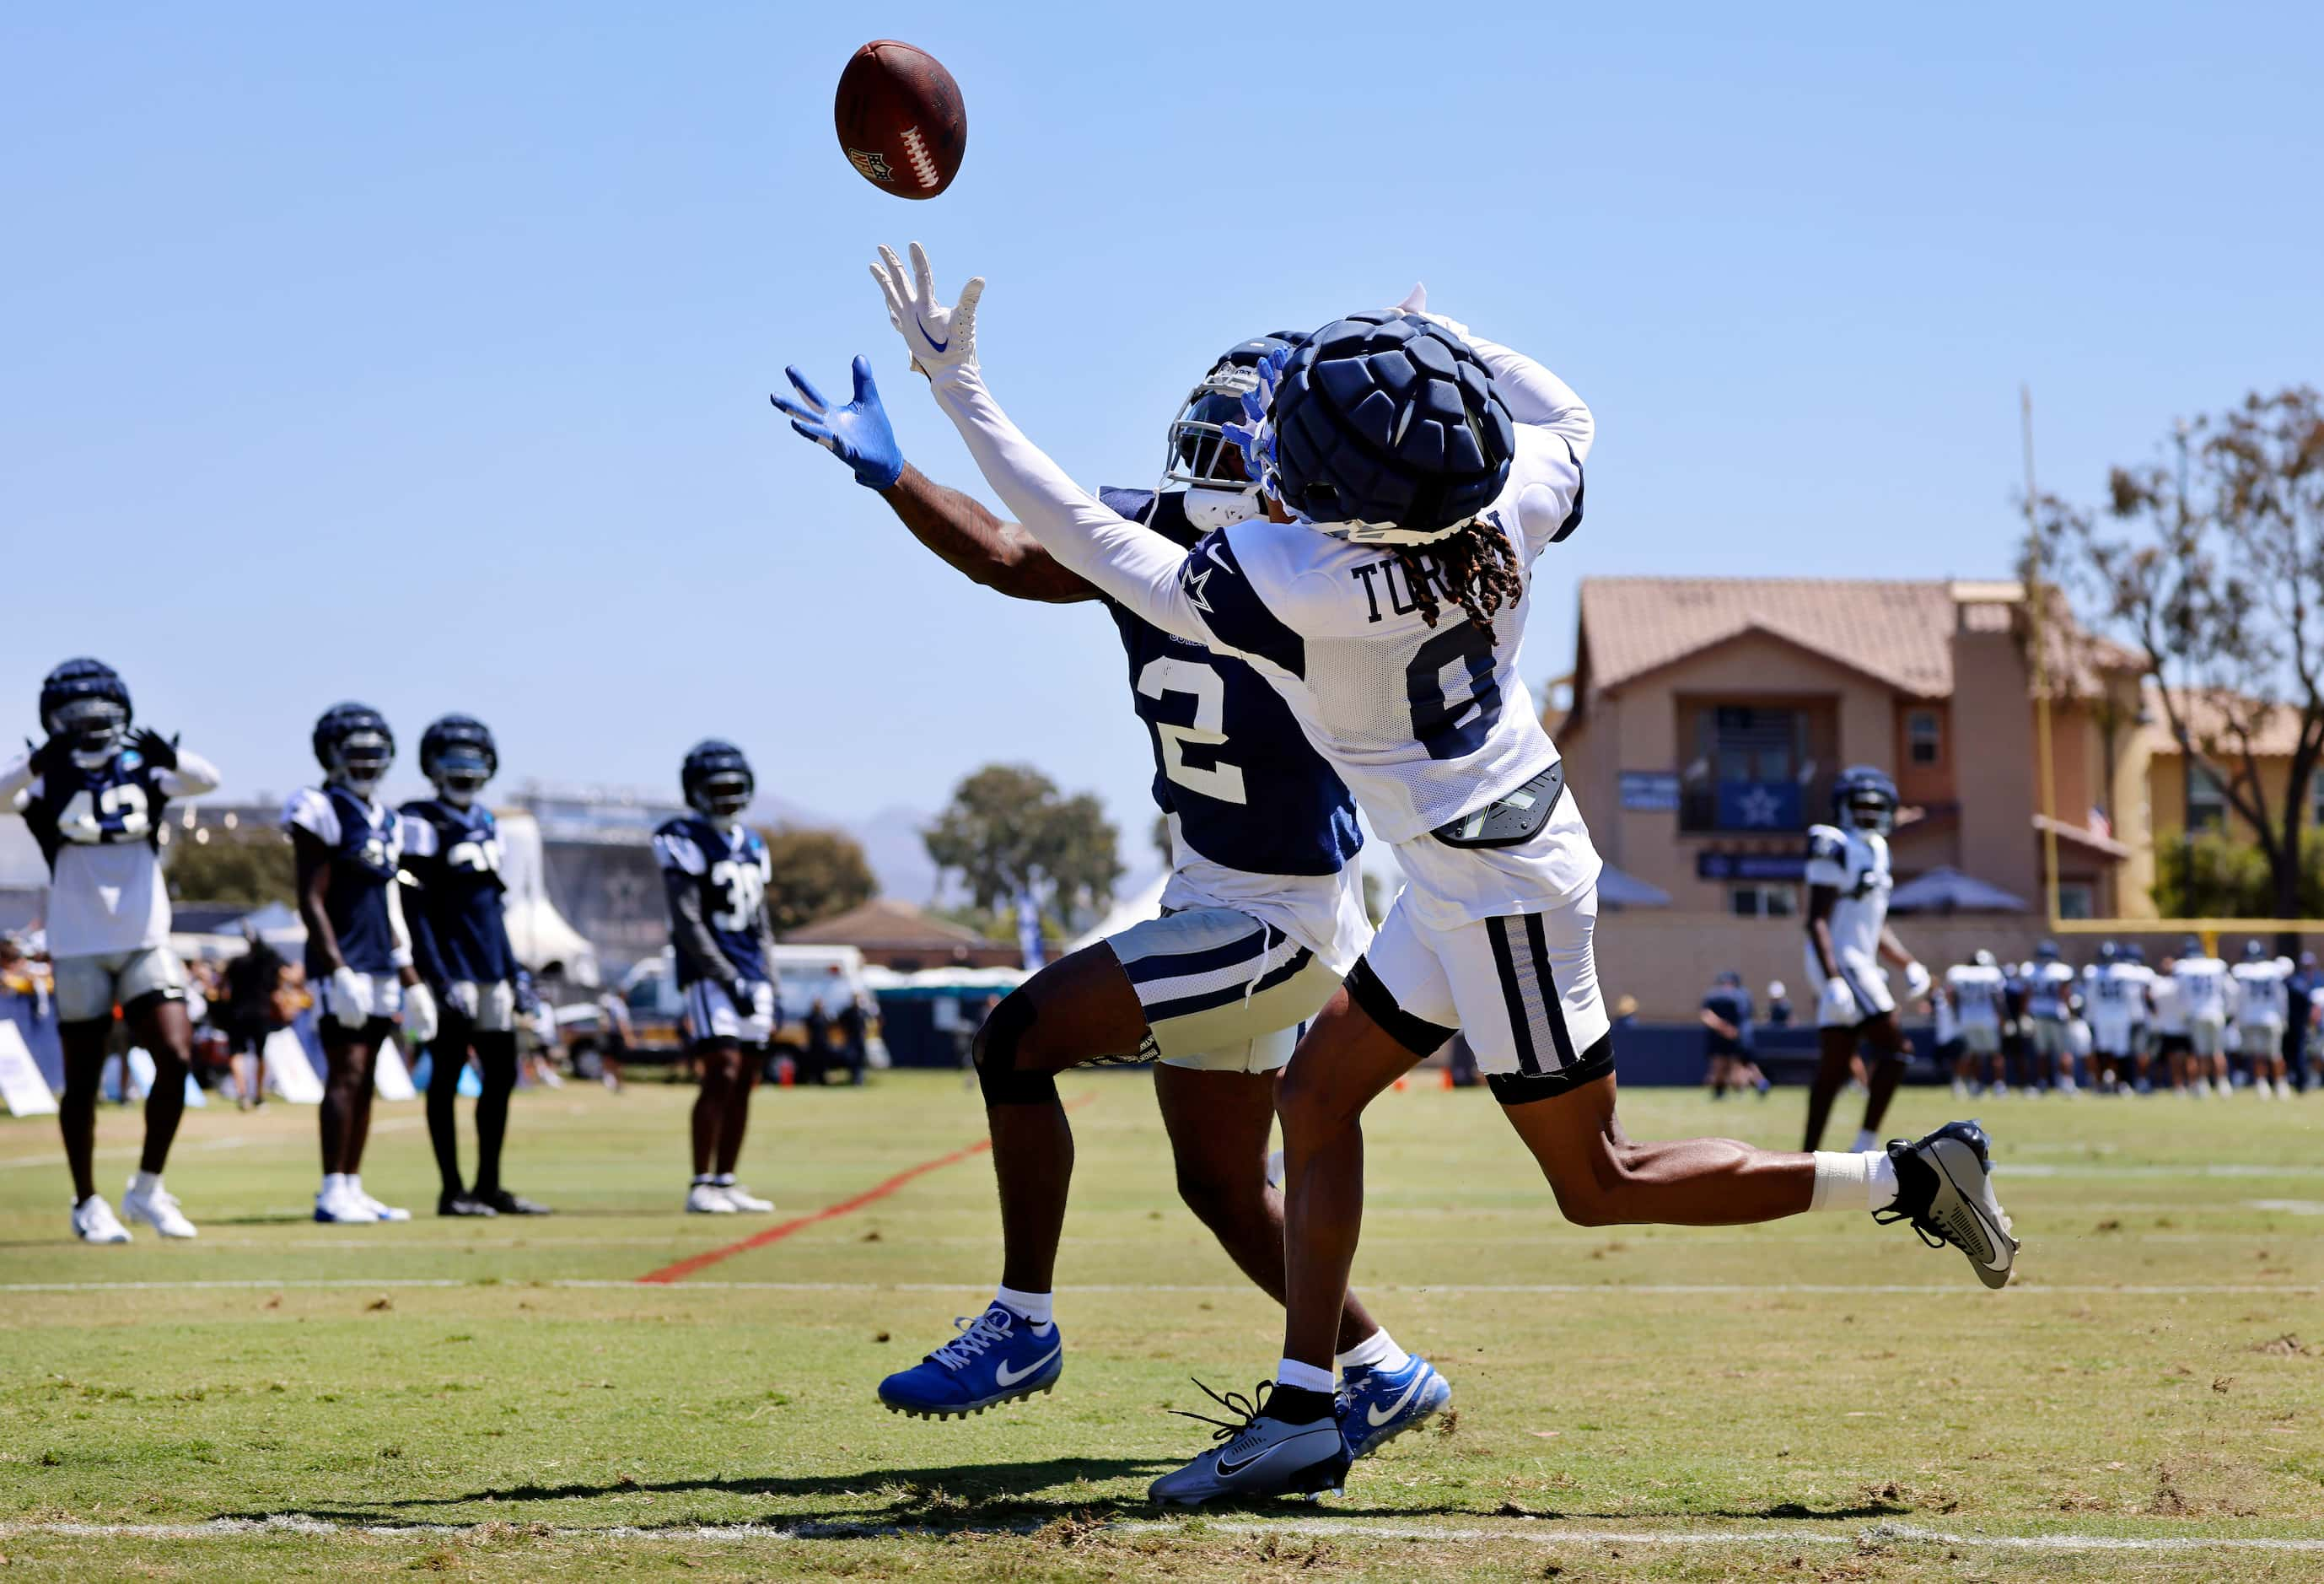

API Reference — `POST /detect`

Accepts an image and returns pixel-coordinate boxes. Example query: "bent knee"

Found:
[1174,1159,1263,1229]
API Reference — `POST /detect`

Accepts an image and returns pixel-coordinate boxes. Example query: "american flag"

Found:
[2089,805,2112,840]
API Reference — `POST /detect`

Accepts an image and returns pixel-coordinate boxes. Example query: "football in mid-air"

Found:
[834,40,966,200]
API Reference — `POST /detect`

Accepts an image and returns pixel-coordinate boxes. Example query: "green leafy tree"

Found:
[758,824,877,935]
[164,828,299,907]
[923,764,1122,921]
[2152,828,2324,919]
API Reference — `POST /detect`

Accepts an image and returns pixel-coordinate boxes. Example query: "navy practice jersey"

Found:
[652,815,773,986]
[400,798,517,988]
[284,785,408,976]
[1095,487,1361,879]
[1702,985,1754,1054]
[4,744,220,958]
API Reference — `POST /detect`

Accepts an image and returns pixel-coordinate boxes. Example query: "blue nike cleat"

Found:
[877,1302,1063,1420]
[1338,1355,1451,1460]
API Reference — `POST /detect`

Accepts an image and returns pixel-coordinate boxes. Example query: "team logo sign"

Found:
[846,147,895,184]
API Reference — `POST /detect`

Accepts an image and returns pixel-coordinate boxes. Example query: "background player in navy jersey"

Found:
[286,703,438,1226]
[655,741,782,1215]
[401,715,549,1218]
[3,660,219,1242]
[874,245,2017,1503]
[773,325,1449,1455]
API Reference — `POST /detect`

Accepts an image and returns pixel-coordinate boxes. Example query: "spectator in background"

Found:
[802,983,831,1086]
[1,934,52,1018]
[827,965,869,1086]
[595,987,632,1092]
[1765,980,1792,1029]
[1701,971,1768,1098]
[222,924,291,1111]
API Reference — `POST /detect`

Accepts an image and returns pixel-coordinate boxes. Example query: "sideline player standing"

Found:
[870,247,2017,1502]
[288,703,437,1224]
[2023,940,2079,1094]
[655,741,780,1215]
[1700,971,1764,1097]
[1800,769,1932,1150]
[401,715,549,1216]
[2230,940,2290,1099]
[2174,937,2232,1096]
[773,337,1447,1450]
[3,660,219,1242]
[2082,942,2143,1094]
[1945,950,2007,1096]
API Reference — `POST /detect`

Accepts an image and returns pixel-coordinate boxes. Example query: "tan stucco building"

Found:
[1552,577,2155,1016]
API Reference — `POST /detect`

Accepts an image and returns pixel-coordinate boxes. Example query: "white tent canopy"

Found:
[494,811,600,984]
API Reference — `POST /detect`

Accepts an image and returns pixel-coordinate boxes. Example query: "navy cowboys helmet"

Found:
[1831,766,1899,834]
[40,658,132,771]
[313,703,395,796]
[1267,310,1515,544]
[1164,331,1308,493]
[420,714,498,807]
[2244,938,2269,962]
[2098,940,2120,964]
[1973,948,1998,968]
[681,740,754,822]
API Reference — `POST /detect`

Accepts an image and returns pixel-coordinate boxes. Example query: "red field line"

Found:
[636,1096,1092,1285]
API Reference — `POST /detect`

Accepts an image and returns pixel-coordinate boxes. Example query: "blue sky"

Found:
[5,3,2319,875]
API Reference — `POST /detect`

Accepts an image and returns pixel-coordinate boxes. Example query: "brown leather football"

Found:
[834,40,967,201]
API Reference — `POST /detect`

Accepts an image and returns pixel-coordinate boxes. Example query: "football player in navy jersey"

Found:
[654,741,782,1215]
[3,660,219,1242]
[401,716,548,1219]
[872,245,2019,1502]
[286,703,438,1226]
[773,312,1448,1455]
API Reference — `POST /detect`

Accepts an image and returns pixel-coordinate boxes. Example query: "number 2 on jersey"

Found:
[56,782,151,843]
[1136,656,1249,805]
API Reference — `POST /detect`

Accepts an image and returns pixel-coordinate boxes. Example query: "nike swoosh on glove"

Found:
[771,356,905,489]
[869,240,982,377]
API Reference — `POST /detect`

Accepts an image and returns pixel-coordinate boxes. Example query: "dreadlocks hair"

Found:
[1391,516,1524,633]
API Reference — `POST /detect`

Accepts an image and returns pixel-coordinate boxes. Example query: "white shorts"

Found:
[444,979,519,1035]
[1349,884,1612,1103]
[1959,1020,2000,1057]
[2089,1018,2133,1056]
[1806,945,1895,1029]
[2027,1018,2067,1058]
[2187,1016,2226,1058]
[51,946,186,1025]
[686,978,774,1046]
[2236,1021,2284,1056]
[1109,907,1342,1074]
[320,970,404,1029]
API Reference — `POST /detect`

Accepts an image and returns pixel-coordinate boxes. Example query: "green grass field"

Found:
[2,1069,2320,1581]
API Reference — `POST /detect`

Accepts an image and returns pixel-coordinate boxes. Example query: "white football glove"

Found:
[401,981,439,1045]
[869,241,982,377]
[1393,280,1471,343]
[1903,961,1934,1003]
[329,964,369,1027]
[1818,975,1861,1025]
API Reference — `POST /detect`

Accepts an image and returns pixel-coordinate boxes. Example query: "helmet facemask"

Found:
[329,730,395,798]
[1840,788,1896,834]
[691,772,752,823]
[430,747,493,809]
[47,698,128,772]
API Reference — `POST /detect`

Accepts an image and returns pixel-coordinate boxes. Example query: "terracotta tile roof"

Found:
[1579,579,1959,698]
[782,897,992,949]
[2138,685,2308,758]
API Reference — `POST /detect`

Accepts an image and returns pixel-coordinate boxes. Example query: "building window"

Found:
[2055,882,2095,920]
[1729,882,1799,919]
[1907,709,1941,766]
[2187,763,2227,833]
[1686,706,1810,832]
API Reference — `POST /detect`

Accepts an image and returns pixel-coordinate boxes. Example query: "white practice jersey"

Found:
[2175,956,2230,1024]
[1932,983,1959,1043]
[2149,972,2185,1036]
[2082,962,2149,1045]
[928,325,1600,929]
[2024,960,2077,1021]
[1803,824,1891,964]
[1,746,221,959]
[2231,958,2291,1027]
[1945,962,2005,1029]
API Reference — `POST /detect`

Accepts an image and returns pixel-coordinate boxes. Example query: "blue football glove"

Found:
[771,355,905,490]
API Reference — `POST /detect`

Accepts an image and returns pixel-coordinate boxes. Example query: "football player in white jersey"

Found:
[2174,937,2232,1096]
[2149,955,2192,1093]
[867,245,2020,1503]
[3,660,219,1242]
[1945,950,2007,1095]
[2230,940,2292,1098]
[2081,941,2144,1093]
[2021,940,2081,1094]
[1799,768,1931,1148]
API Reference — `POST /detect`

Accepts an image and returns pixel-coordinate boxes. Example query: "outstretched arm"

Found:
[772,357,1097,605]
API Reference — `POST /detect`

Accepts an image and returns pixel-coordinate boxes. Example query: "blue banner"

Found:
[1619,771,1681,812]
[1713,780,1801,831]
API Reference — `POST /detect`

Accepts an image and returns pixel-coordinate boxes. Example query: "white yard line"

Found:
[3,1278,2316,1296]
[3,1514,2321,1554]
[0,1117,421,1172]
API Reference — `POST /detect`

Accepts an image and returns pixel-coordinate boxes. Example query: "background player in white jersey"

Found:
[2082,941,2144,1093]
[1800,768,1932,1150]
[2149,953,2192,1093]
[288,704,437,1224]
[2022,940,2081,1094]
[2230,940,2292,1098]
[869,245,2019,1502]
[2174,938,2232,1096]
[3,660,219,1242]
[772,337,1444,1451]
[1945,950,2007,1095]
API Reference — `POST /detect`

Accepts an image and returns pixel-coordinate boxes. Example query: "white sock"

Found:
[713,1173,735,1187]
[994,1285,1053,1328]
[1275,1358,1335,1395]
[1850,1128,1880,1153]
[323,1172,347,1196]
[346,1175,363,1198]
[691,1174,713,1187]
[131,1170,160,1195]
[1811,1150,1897,1213]
[1334,1328,1412,1374]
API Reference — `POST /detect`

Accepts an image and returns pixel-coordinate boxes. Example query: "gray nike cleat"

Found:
[1880,1119,2019,1289]
[1149,1381,1351,1506]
